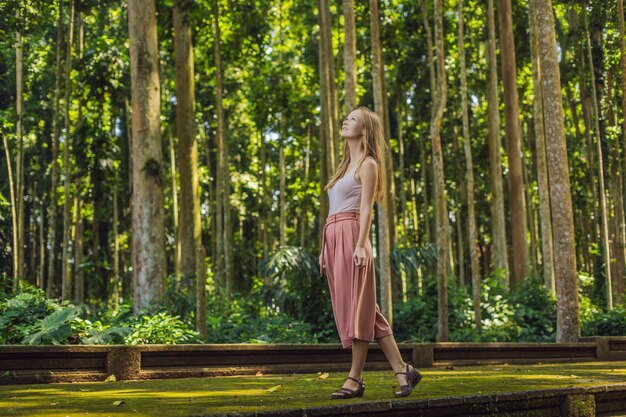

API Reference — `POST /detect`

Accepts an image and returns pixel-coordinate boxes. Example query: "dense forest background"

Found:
[2,0,626,345]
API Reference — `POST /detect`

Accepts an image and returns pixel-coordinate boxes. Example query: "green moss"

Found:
[562,394,596,417]
[0,362,625,416]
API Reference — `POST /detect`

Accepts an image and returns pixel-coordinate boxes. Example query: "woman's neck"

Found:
[347,137,364,162]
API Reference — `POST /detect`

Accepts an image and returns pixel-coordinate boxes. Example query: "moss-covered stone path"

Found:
[1,362,625,416]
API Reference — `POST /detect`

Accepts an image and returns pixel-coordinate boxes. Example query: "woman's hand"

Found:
[353,245,366,267]
[319,252,324,270]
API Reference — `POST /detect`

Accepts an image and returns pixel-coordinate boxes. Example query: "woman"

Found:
[319,107,422,399]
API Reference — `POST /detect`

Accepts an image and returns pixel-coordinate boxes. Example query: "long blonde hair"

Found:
[323,107,387,204]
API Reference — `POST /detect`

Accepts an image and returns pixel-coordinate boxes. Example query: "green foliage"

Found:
[204,283,325,344]
[22,307,79,345]
[582,304,626,336]
[393,273,560,343]
[123,312,200,345]
[258,246,335,341]
[0,287,61,344]
[75,319,132,344]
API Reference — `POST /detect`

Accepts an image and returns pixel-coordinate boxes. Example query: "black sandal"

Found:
[331,376,365,399]
[394,363,422,397]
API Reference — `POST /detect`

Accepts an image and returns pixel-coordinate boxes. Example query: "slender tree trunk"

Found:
[498,0,528,286]
[432,0,449,342]
[73,180,84,302]
[458,0,480,330]
[2,131,18,290]
[370,0,393,325]
[300,125,311,248]
[279,144,286,246]
[39,193,45,290]
[196,244,207,339]
[174,0,202,286]
[168,131,181,279]
[534,0,580,342]
[421,0,434,244]
[61,0,75,300]
[529,0,556,294]
[611,152,626,303]
[213,0,233,296]
[398,97,408,246]
[486,0,509,285]
[318,0,337,172]
[128,0,167,313]
[47,0,64,297]
[409,167,420,244]
[584,9,613,309]
[110,173,120,310]
[343,0,357,112]
[15,6,25,286]
[203,126,218,278]
[618,0,626,302]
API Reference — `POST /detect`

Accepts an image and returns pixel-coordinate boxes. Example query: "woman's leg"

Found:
[341,339,369,390]
[376,334,410,386]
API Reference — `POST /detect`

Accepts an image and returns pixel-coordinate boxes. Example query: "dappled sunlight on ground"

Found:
[0,362,625,416]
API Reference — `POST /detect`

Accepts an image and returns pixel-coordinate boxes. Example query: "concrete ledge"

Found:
[2,339,626,385]
[210,384,626,417]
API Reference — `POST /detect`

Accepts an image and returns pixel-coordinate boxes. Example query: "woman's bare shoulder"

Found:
[362,157,378,171]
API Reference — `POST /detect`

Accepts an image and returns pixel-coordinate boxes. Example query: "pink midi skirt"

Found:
[320,211,393,348]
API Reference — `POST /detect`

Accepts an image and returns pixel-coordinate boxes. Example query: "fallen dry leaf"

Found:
[255,371,264,377]
[317,372,329,380]
[104,374,117,382]
[267,385,283,392]
[50,402,59,406]
[112,400,126,407]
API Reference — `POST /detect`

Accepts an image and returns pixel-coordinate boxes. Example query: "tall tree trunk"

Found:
[317,0,332,248]
[409,167,420,245]
[213,0,233,296]
[370,0,393,325]
[611,151,626,303]
[39,191,45,290]
[498,0,528,286]
[432,0,449,342]
[318,0,337,172]
[534,0,580,342]
[486,0,509,285]
[128,0,166,313]
[111,173,120,310]
[618,0,626,302]
[2,131,18,290]
[583,9,613,309]
[529,0,556,294]
[196,244,207,339]
[300,125,311,248]
[61,0,75,300]
[343,0,357,112]
[421,0,434,244]
[458,0,480,330]
[47,0,64,297]
[15,5,25,286]
[398,97,408,246]
[279,144,286,246]
[203,126,218,279]
[168,130,181,279]
[73,178,84,302]
[174,0,202,286]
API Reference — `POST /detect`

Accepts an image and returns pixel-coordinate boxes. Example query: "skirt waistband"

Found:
[325,211,360,224]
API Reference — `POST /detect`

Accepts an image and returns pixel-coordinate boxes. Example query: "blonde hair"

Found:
[323,107,387,204]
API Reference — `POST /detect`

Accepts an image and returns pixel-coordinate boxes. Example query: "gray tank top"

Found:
[327,165,361,216]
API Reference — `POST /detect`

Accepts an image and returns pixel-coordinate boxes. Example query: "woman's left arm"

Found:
[354,159,378,266]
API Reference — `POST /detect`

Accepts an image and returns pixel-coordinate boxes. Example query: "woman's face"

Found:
[341,110,364,139]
